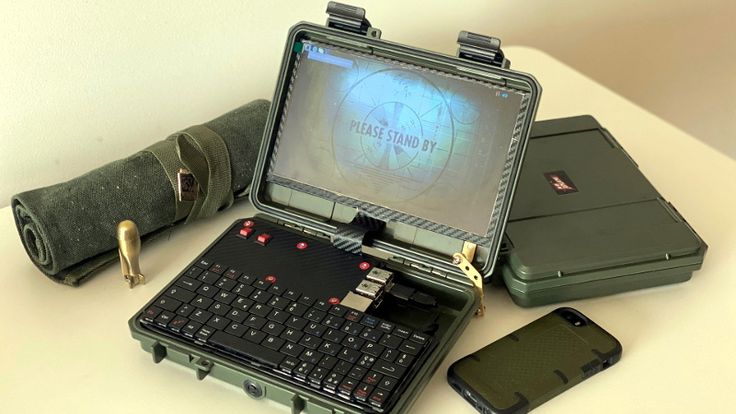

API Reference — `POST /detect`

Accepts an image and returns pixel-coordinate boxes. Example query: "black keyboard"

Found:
[139,257,433,412]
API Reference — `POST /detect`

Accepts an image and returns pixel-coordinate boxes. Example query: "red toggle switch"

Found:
[239,227,254,238]
[256,233,272,246]
[359,261,371,271]
[243,220,255,227]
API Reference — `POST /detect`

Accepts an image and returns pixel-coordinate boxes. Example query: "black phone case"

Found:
[447,308,621,414]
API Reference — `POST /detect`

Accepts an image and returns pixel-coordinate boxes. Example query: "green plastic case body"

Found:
[498,115,707,307]
[447,307,622,414]
[129,7,540,414]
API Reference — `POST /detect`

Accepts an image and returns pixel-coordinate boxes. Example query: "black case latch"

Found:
[457,31,510,68]
[326,1,381,38]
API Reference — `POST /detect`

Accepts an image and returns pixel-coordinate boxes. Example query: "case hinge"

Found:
[452,241,485,317]
[326,1,382,38]
[331,213,385,254]
[456,31,509,68]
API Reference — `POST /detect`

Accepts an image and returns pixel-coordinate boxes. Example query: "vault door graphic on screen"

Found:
[269,41,524,236]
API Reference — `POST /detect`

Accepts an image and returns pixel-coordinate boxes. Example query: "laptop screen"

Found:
[267,40,526,236]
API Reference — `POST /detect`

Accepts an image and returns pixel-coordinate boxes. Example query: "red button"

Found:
[239,227,254,238]
[296,241,308,250]
[265,275,277,283]
[256,233,272,245]
[328,297,340,305]
[358,261,371,271]
[243,220,255,227]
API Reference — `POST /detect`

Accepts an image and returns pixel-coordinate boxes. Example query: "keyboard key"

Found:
[250,289,272,304]
[195,284,218,298]
[381,348,399,363]
[324,328,346,344]
[196,258,212,269]
[377,321,394,334]
[215,277,237,292]
[353,383,374,402]
[244,315,267,330]
[233,283,254,297]
[305,322,326,337]
[250,303,271,318]
[333,360,352,376]
[363,371,382,386]
[176,276,201,292]
[268,296,289,310]
[308,366,329,386]
[281,342,304,358]
[267,309,289,324]
[213,290,235,304]
[395,352,414,367]
[318,355,338,370]
[224,269,240,280]
[394,326,411,339]
[227,309,247,324]
[268,284,284,295]
[184,266,203,279]
[377,376,397,392]
[195,326,215,342]
[286,302,308,317]
[298,295,315,307]
[338,377,358,397]
[304,309,326,323]
[379,334,402,349]
[362,342,385,357]
[142,306,162,323]
[209,263,226,274]
[154,311,175,327]
[318,340,340,356]
[176,303,194,317]
[399,340,421,356]
[253,279,269,290]
[206,315,230,330]
[209,302,231,316]
[225,322,248,337]
[329,305,348,317]
[369,388,389,409]
[360,328,382,343]
[294,362,313,380]
[348,365,368,381]
[192,295,214,309]
[281,328,303,343]
[345,310,362,322]
[299,334,322,350]
[324,372,343,391]
[279,357,300,374]
[299,349,322,365]
[263,321,285,336]
[198,271,220,285]
[410,332,429,345]
[323,315,344,330]
[155,297,181,312]
[181,321,201,337]
[286,315,307,330]
[232,296,253,312]
[338,348,361,364]
[342,335,365,351]
[357,354,377,369]
[244,329,266,344]
[209,331,283,368]
[238,273,255,285]
[263,335,285,351]
[313,300,331,312]
[361,314,380,328]
[373,360,405,379]
[190,309,212,324]
[283,290,300,301]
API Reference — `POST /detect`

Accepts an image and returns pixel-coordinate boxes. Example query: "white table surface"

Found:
[2,46,734,413]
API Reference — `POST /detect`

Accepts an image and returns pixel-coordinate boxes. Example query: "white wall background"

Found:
[1,0,733,208]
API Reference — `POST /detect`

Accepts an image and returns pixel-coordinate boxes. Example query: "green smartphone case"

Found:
[447,307,622,414]
[497,115,707,307]
[128,3,541,413]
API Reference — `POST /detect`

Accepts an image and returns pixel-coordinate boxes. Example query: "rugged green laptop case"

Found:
[498,115,706,307]
[129,2,540,413]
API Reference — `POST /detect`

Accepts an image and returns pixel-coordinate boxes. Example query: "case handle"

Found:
[326,2,381,38]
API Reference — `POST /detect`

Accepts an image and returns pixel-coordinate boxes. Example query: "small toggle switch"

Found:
[239,227,254,238]
[256,233,272,245]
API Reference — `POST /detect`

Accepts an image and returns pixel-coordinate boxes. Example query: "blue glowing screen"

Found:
[268,41,525,236]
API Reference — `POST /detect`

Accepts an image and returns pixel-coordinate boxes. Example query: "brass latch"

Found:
[452,241,485,317]
[117,220,146,288]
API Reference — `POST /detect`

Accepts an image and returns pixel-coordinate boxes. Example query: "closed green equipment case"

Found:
[129,2,540,413]
[498,115,707,307]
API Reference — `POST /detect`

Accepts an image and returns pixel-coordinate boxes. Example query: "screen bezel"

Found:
[250,23,541,279]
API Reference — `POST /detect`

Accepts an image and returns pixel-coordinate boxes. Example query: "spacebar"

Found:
[209,331,284,368]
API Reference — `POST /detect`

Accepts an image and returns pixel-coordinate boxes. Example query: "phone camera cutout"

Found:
[559,308,587,327]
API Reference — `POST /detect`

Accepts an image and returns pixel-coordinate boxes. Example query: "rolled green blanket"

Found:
[12,99,271,286]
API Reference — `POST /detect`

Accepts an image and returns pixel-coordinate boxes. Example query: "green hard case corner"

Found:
[129,2,540,413]
[498,115,707,307]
